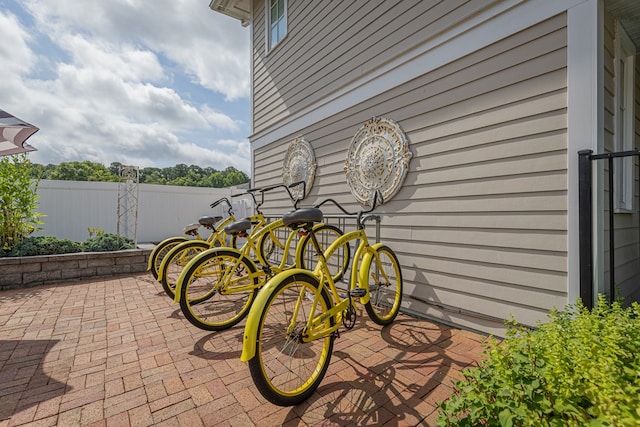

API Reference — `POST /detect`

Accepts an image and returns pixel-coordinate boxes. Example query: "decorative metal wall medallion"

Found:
[344,117,412,206]
[283,137,316,199]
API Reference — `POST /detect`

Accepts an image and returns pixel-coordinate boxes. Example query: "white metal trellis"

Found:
[116,165,139,244]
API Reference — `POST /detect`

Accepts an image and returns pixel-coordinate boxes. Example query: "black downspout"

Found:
[578,150,594,309]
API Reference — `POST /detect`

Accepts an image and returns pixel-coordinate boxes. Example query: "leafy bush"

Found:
[0,233,135,257]
[5,236,83,257]
[0,154,44,250]
[438,296,640,427]
[83,233,135,252]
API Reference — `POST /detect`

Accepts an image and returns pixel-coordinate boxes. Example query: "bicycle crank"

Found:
[342,304,356,330]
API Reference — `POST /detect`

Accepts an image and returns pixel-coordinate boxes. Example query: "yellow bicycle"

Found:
[241,192,403,406]
[147,196,235,280]
[173,184,351,332]
[157,186,279,299]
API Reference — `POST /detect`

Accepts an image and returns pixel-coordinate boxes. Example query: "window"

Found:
[268,0,287,50]
[614,21,636,212]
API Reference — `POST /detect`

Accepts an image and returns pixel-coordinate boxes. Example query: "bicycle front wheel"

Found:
[248,274,334,406]
[149,237,188,279]
[364,245,403,325]
[179,249,259,331]
[159,241,211,299]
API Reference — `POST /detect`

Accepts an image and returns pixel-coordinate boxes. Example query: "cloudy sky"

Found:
[1,0,251,173]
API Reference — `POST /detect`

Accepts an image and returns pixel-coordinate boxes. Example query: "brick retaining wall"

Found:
[0,248,152,290]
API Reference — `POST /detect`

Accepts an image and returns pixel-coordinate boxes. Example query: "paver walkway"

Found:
[0,273,486,426]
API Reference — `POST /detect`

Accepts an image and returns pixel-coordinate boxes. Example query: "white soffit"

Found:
[210,0,250,26]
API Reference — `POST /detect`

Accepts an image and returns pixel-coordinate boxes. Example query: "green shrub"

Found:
[83,233,135,252]
[0,233,135,257]
[438,296,640,427]
[6,236,83,257]
[0,154,44,250]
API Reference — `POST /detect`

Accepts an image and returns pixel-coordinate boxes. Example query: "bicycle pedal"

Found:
[348,288,366,298]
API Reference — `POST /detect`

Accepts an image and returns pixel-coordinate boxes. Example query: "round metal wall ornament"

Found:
[344,117,412,206]
[282,137,316,199]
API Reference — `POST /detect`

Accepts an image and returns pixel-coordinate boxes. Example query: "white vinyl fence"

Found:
[33,180,253,244]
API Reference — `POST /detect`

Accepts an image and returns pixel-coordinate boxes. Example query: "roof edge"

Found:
[209,0,250,27]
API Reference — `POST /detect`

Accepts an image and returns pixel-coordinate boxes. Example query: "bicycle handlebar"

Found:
[314,190,383,227]
[226,181,306,215]
[230,189,261,213]
[258,181,306,209]
[210,197,234,215]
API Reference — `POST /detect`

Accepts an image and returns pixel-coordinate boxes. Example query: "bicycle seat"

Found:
[224,218,251,235]
[198,216,222,226]
[282,208,323,228]
[183,223,199,235]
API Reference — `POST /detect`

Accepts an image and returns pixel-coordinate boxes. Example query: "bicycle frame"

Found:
[172,219,311,304]
[162,212,268,284]
[204,216,235,246]
[147,196,235,272]
[240,230,387,362]
[155,213,262,283]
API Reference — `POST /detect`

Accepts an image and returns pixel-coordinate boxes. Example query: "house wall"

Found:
[252,0,501,134]
[601,9,640,303]
[250,0,570,335]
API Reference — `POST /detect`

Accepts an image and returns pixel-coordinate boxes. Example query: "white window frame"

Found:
[266,0,287,52]
[614,21,636,213]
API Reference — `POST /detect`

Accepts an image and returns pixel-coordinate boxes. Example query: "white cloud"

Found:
[22,0,250,100]
[0,11,36,77]
[1,1,251,173]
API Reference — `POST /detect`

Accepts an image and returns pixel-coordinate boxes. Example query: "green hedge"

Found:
[438,296,640,427]
[1,234,135,257]
[83,234,135,252]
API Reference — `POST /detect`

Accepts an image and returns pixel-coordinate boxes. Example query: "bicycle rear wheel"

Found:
[149,237,188,279]
[257,222,293,269]
[299,224,350,282]
[363,245,403,325]
[159,241,210,299]
[248,274,334,406]
[179,249,259,331]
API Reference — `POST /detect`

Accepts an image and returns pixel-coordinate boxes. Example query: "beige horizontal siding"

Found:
[253,10,570,328]
[252,0,501,133]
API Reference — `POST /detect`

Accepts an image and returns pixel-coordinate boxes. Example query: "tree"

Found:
[0,154,44,250]
[31,161,249,188]
[140,167,164,184]
[222,166,250,187]
[108,162,123,176]
[46,161,118,182]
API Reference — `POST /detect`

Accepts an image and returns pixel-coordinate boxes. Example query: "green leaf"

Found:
[498,409,513,427]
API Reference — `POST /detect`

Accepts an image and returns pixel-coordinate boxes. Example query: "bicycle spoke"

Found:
[179,250,258,331]
[249,275,334,406]
[364,245,403,325]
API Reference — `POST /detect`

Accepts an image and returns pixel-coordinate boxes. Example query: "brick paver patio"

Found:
[0,273,486,426]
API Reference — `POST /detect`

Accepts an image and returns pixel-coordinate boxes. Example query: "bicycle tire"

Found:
[159,240,211,299]
[363,245,403,326]
[257,222,293,269]
[248,273,334,406]
[299,224,351,283]
[179,249,259,331]
[230,234,246,251]
[149,237,189,279]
